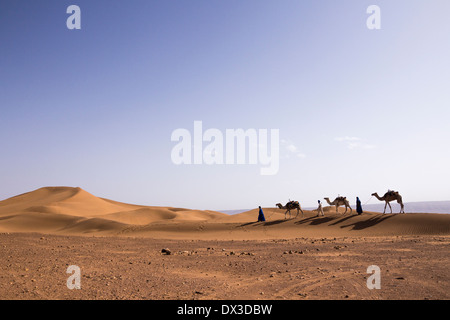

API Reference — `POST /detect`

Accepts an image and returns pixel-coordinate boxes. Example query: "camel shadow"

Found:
[329,215,357,226]
[340,214,395,230]
[293,216,337,226]
[309,216,335,225]
[240,221,259,227]
[293,216,314,225]
[263,219,290,226]
[239,217,297,228]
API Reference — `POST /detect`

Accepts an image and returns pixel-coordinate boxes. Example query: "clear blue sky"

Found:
[1,0,449,210]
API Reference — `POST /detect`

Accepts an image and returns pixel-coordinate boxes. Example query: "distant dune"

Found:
[0,187,449,239]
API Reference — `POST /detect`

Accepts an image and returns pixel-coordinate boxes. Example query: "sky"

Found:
[1,0,449,210]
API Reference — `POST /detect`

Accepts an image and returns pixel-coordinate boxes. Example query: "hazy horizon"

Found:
[1,1,450,210]
[217,200,450,215]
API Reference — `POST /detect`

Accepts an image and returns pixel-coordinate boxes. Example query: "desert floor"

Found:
[1,187,449,300]
[1,232,448,300]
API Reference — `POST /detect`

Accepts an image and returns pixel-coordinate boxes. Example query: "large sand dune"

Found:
[0,187,449,239]
[0,187,227,235]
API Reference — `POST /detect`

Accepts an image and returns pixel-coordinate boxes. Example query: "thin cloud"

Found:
[281,139,306,159]
[286,144,298,153]
[335,136,376,150]
[334,136,361,142]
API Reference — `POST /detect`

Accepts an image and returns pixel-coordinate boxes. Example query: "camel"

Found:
[372,191,405,214]
[276,201,304,219]
[324,196,352,214]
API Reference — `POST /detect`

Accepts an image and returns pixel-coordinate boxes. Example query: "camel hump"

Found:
[385,190,398,197]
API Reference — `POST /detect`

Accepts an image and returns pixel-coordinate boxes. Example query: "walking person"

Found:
[356,197,363,215]
[316,200,324,217]
[257,206,266,222]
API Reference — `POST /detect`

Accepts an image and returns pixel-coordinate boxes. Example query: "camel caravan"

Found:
[276,190,405,219]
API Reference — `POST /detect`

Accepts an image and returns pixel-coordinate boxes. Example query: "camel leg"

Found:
[387,202,392,214]
[383,202,387,214]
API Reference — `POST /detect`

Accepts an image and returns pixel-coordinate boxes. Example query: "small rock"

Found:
[161,248,171,255]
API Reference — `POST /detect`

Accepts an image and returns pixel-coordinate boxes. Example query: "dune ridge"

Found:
[0,187,449,239]
[0,187,227,235]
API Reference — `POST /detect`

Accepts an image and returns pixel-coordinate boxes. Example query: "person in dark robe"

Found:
[356,197,363,215]
[257,206,266,222]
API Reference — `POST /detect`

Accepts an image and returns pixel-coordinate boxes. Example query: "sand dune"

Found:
[0,187,449,239]
[0,187,227,235]
[0,187,132,217]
